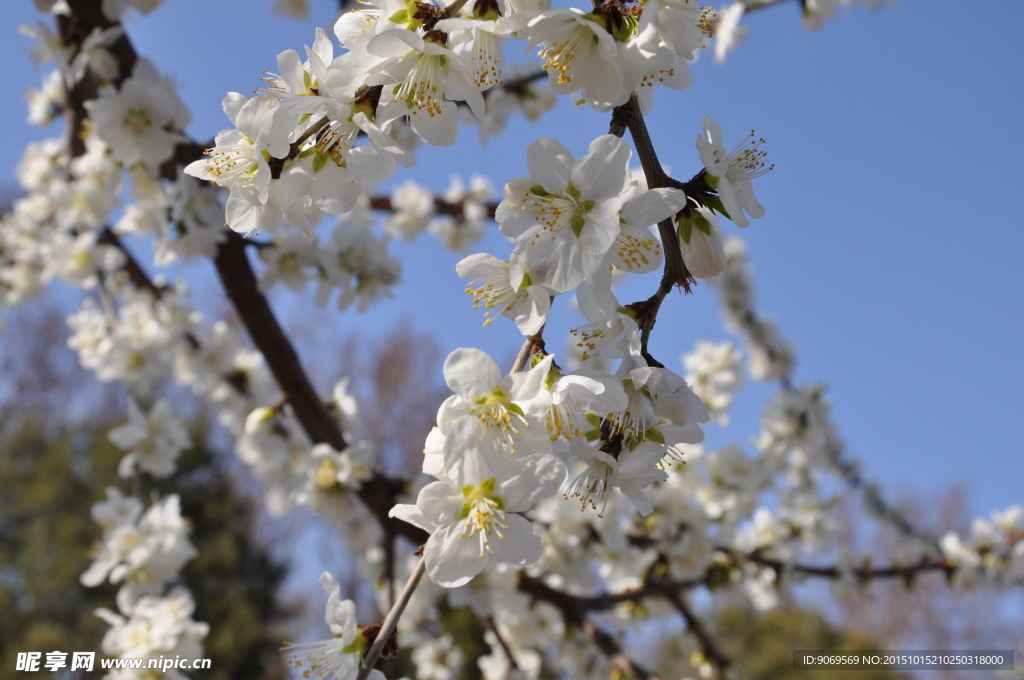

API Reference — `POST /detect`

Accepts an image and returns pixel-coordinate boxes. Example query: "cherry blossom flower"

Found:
[367,30,485,147]
[282,572,385,680]
[522,9,625,111]
[437,347,553,461]
[638,0,714,60]
[390,431,564,587]
[543,362,627,442]
[496,135,634,292]
[696,115,772,228]
[456,252,551,335]
[713,2,747,63]
[95,587,207,668]
[86,59,190,168]
[184,93,297,235]
[108,398,191,478]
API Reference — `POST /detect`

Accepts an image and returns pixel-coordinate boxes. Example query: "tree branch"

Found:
[665,590,731,679]
[357,557,426,680]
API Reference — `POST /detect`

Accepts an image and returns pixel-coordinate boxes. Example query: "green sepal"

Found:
[677,218,693,245]
[615,305,638,321]
[645,427,665,444]
[298,112,311,125]
[705,173,720,190]
[571,214,586,237]
[612,14,639,42]
[298,147,317,159]
[543,364,563,391]
[529,184,551,198]
[585,412,604,428]
[352,100,376,122]
[693,210,713,236]
[389,8,410,23]
[312,153,329,173]
[703,193,730,220]
[581,199,596,213]
[341,630,368,656]
[565,182,582,201]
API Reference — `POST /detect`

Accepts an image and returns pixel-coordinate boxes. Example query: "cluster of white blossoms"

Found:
[391,340,711,587]
[81,489,197,606]
[96,587,209,680]
[108,398,192,478]
[940,507,1024,588]
[175,0,740,246]
[682,340,743,425]
[12,0,1024,678]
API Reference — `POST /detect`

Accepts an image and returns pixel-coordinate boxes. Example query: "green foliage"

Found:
[708,605,909,680]
[0,420,294,680]
[0,423,111,675]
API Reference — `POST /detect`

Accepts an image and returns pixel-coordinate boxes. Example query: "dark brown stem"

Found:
[614,97,693,292]
[483,616,520,672]
[212,232,346,449]
[511,325,546,373]
[666,590,731,679]
[582,620,664,680]
[747,552,953,582]
[368,195,499,220]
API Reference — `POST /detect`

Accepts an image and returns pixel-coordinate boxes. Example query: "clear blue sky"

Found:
[3,0,1022,527]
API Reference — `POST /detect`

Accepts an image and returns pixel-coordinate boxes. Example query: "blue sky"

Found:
[3,0,1022,531]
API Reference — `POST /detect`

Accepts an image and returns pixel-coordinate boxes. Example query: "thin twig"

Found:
[582,620,664,680]
[356,557,427,680]
[483,616,520,672]
[665,590,731,679]
[511,324,546,373]
[443,0,473,17]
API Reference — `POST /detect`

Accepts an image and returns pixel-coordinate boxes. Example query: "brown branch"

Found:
[747,552,953,583]
[665,590,731,679]
[357,557,426,680]
[483,616,520,673]
[610,98,696,364]
[212,231,347,449]
[497,68,547,96]
[583,620,665,680]
[511,326,547,373]
[368,195,499,220]
[613,98,693,291]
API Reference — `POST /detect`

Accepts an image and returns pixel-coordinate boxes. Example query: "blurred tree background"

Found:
[0,307,295,680]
